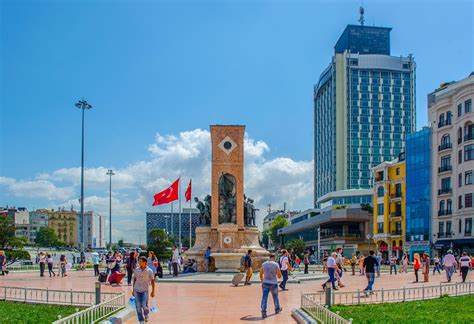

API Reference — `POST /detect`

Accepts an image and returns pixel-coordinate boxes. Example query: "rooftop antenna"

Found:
[359,5,365,26]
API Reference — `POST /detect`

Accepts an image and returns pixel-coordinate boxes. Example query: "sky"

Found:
[1,0,473,243]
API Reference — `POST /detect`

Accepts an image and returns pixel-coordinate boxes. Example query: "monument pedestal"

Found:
[186,225,269,272]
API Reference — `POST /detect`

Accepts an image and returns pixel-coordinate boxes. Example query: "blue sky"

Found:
[1,0,472,243]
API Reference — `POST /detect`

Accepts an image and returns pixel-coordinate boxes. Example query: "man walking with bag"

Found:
[132,256,155,324]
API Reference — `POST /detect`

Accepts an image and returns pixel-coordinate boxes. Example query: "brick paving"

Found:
[1,268,472,323]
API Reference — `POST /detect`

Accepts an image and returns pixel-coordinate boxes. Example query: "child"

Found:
[59,255,67,277]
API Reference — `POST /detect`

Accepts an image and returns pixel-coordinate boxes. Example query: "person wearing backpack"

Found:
[244,249,253,285]
[279,249,291,291]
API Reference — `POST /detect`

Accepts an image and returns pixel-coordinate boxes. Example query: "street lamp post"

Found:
[106,169,115,247]
[75,99,92,252]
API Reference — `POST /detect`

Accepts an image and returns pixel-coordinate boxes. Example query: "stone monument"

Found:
[186,125,269,272]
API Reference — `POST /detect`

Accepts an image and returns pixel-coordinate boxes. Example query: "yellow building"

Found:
[372,153,406,259]
[48,209,78,246]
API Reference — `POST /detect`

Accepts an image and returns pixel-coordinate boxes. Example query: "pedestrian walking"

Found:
[422,253,430,282]
[363,250,378,295]
[132,256,155,324]
[459,252,471,283]
[413,253,420,283]
[244,249,253,285]
[126,251,137,285]
[147,251,158,279]
[442,250,457,283]
[93,253,100,276]
[375,253,382,277]
[432,255,441,275]
[0,250,7,276]
[350,253,357,275]
[389,254,397,275]
[59,255,67,277]
[203,247,211,272]
[259,254,283,319]
[47,254,56,277]
[39,252,46,277]
[336,248,346,288]
[171,245,179,277]
[279,249,291,291]
[303,252,310,274]
[322,252,339,291]
[322,251,328,273]
[401,253,409,273]
[359,254,365,275]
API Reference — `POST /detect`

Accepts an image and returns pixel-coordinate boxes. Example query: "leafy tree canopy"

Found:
[269,215,289,243]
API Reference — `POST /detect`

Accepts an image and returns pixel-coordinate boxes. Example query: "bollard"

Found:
[95,282,101,305]
[325,282,332,307]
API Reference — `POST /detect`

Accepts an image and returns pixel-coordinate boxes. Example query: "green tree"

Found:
[35,227,59,248]
[261,229,270,248]
[117,239,124,247]
[285,239,306,256]
[0,217,30,265]
[269,215,289,245]
[147,229,173,261]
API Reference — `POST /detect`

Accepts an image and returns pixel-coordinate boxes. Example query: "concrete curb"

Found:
[292,308,317,324]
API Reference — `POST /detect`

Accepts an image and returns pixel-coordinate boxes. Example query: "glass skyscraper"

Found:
[314,24,416,206]
[405,128,431,257]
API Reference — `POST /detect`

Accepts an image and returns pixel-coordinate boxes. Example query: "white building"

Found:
[429,73,474,255]
[14,207,29,225]
[77,211,106,249]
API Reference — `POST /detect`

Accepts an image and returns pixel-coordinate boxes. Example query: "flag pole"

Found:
[178,177,182,250]
[171,201,174,237]
[189,179,192,249]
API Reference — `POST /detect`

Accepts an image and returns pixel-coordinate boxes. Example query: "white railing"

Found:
[302,281,474,306]
[0,286,120,306]
[53,292,126,324]
[301,294,351,324]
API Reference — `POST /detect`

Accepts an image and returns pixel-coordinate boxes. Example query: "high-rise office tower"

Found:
[314,22,416,207]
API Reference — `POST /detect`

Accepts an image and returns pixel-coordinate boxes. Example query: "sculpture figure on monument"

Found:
[247,198,258,226]
[244,194,249,226]
[194,197,207,226]
[203,195,212,225]
[219,173,236,224]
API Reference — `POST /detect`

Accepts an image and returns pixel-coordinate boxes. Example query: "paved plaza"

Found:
[1,268,472,323]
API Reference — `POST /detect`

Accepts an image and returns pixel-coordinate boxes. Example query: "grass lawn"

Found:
[331,295,474,323]
[0,301,82,323]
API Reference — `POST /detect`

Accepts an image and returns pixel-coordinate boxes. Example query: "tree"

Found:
[35,227,59,248]
[117,239,124,247]
[285,239,306,256]
[0,216,30,265]
[269,215,289,245]
[147,229,173,261]
[261,229,270,248]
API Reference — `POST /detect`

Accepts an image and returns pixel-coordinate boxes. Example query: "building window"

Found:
[439,222,444,236]
[465,99,472,113]
[458,103,463,117]
[465,144,474,161]
[441,134,451,147]
[447,199,452,214]
[377,186,384,197]
[459,150,463,164]
[396,168,400,175]
[441,177,451,191]
[438,113,445,127]
[446,111,452,125]
[377,204,384,215]
[459,219,462,233]
[459,195,463,209]
[466,218,472,236]
[466,171,473,185]
[377,222,384,233]
[439,200,445,212]
[458,127,463,144]
[466,193,473,208]
[459,173,463,187]
[446,221,452,237]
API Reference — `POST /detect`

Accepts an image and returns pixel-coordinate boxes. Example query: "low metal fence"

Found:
[302,281,474,307]
[52,292,126,324]
[0,286,120,306]
[301,294,351,324]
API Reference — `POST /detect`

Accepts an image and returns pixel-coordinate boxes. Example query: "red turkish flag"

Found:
[152,178,179,206]
[185,179,192,202]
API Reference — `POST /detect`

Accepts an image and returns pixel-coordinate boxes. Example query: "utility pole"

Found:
[75,98,92,252]
[106,169,115,247]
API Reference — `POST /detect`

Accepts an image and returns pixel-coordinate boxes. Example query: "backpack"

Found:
[240,255,245,266]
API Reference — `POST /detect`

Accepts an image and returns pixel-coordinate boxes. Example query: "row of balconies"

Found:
[438,165,452,173]
[438,231,472,238]
[438,209,453,216]
[439,134,473,151]
[438,188,452,195]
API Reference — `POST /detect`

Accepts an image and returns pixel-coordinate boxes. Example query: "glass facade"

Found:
[334,25,391,55]
[405,128,431,242]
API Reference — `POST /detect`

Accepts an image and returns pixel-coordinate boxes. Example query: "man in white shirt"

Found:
[442,250,457,282]
[322,252,339,291]
[278,249,291,291]
[336,248,346,288]
[459,252,471,283]
[172,245,180,277]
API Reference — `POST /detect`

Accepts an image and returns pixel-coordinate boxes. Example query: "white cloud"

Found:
[2,129,313,243]
[0,176,75,201]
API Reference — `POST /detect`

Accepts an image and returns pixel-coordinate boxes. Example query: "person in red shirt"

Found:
[412,253,421,283]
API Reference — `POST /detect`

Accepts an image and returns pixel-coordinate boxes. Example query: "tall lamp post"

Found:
[75,99,92,252]
[106,169,115,247]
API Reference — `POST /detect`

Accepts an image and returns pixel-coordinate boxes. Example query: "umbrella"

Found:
[91,252,99,256]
